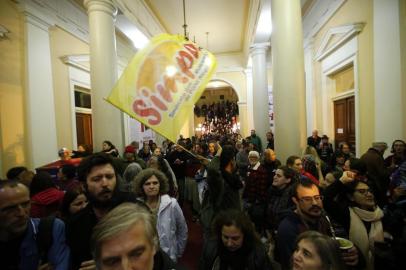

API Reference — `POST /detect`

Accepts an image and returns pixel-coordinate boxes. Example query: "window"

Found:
[74,86,91,109]
[329,64,354,93]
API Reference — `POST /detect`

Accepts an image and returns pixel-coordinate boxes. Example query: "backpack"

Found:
[37,216,55,264]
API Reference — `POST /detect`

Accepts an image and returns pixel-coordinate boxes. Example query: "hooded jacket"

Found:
[156,194,188,262]
[30,187,65,218]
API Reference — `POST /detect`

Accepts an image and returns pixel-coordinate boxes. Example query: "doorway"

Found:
[75,112,93,151]
[194,82,239,136]
[334,96,355,151]
[74,85,93,151]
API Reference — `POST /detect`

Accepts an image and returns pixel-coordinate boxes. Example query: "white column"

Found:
[244,68,254,132]
[84,0,124,152]
[373,0,404,142]
[250,43,270,147]
[23,13,58,168]
[304,40,316,137]
[237,101,248,138]
[271,0,307,162]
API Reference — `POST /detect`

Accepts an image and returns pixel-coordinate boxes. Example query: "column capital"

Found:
[84,0,117,17]
[249,42,270,56]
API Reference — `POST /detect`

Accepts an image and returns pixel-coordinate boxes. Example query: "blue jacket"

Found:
[20,218,70,270]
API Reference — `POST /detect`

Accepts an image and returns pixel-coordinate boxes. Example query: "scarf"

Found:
[349,206,384,270]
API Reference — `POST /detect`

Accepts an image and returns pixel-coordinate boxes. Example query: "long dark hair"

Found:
[60,186,86,220]
[391,139,406,154]
[213,210,260,251]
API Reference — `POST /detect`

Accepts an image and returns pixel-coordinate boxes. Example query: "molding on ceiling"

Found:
[16,0,139,61]
[243,0,261,65]
[61,54,90,72]
[302,0,347,45]
[17,0,90,43]
[114,0,165,38]
[61,53,130,74]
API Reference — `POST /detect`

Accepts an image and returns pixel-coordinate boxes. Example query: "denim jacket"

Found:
[20,218,70,270]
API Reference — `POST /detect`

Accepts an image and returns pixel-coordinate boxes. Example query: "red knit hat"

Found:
[124,145,135,153]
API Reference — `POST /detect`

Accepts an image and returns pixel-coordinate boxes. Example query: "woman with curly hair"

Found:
[133,168,188,262]
[147,155,178,197]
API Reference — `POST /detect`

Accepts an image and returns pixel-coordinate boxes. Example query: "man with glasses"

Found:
[0,180,70,269]
[275,178,360,269]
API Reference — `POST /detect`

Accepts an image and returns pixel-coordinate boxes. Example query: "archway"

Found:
[194,80,240,138]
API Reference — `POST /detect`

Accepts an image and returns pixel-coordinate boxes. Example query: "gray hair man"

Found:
[91,202,180,270]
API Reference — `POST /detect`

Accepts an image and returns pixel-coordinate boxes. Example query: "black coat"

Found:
[200,156,243,235]
[153,249,187,270]
[66,191,143,269]
[199,239,273,270]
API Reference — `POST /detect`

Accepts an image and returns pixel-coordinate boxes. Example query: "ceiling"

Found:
[145,0,249,54]
[144,0,314,55]
[73,0,315,57]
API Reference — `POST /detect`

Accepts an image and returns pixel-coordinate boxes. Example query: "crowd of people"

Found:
[194,100,239,121]
[1,128,405,270]
[195,101,239,136]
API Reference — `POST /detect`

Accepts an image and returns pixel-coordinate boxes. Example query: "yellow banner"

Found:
[107,33,217,142]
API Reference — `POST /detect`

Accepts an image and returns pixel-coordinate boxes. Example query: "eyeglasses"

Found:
[0,201,30,214]
[298,195,323,203]
[355,188,372,195]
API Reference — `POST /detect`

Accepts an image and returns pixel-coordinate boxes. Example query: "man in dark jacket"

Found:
[307,130,321,149]
[360,142,389,206]
[200,145,243,240]
[248,130,262,153]
[276,178,361,269]
[66,153,143,269]
[166,142,191,207]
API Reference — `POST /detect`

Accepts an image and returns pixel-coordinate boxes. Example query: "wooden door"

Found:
[76,113,93,150]
[334,96,355,151]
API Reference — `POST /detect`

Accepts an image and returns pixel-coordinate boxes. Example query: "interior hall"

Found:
[0,1,405,270]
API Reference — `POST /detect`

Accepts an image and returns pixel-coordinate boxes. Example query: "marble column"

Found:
[373,0,404,142]
[237,101,248,138]
[250,43,270,149]
[304,39,316,137]
[84,0,124,152]
[23,12,58,168]
[244,68,254,133]
[271,0,307,162]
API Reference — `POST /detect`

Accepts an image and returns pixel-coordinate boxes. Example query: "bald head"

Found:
[0,181,31,239]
